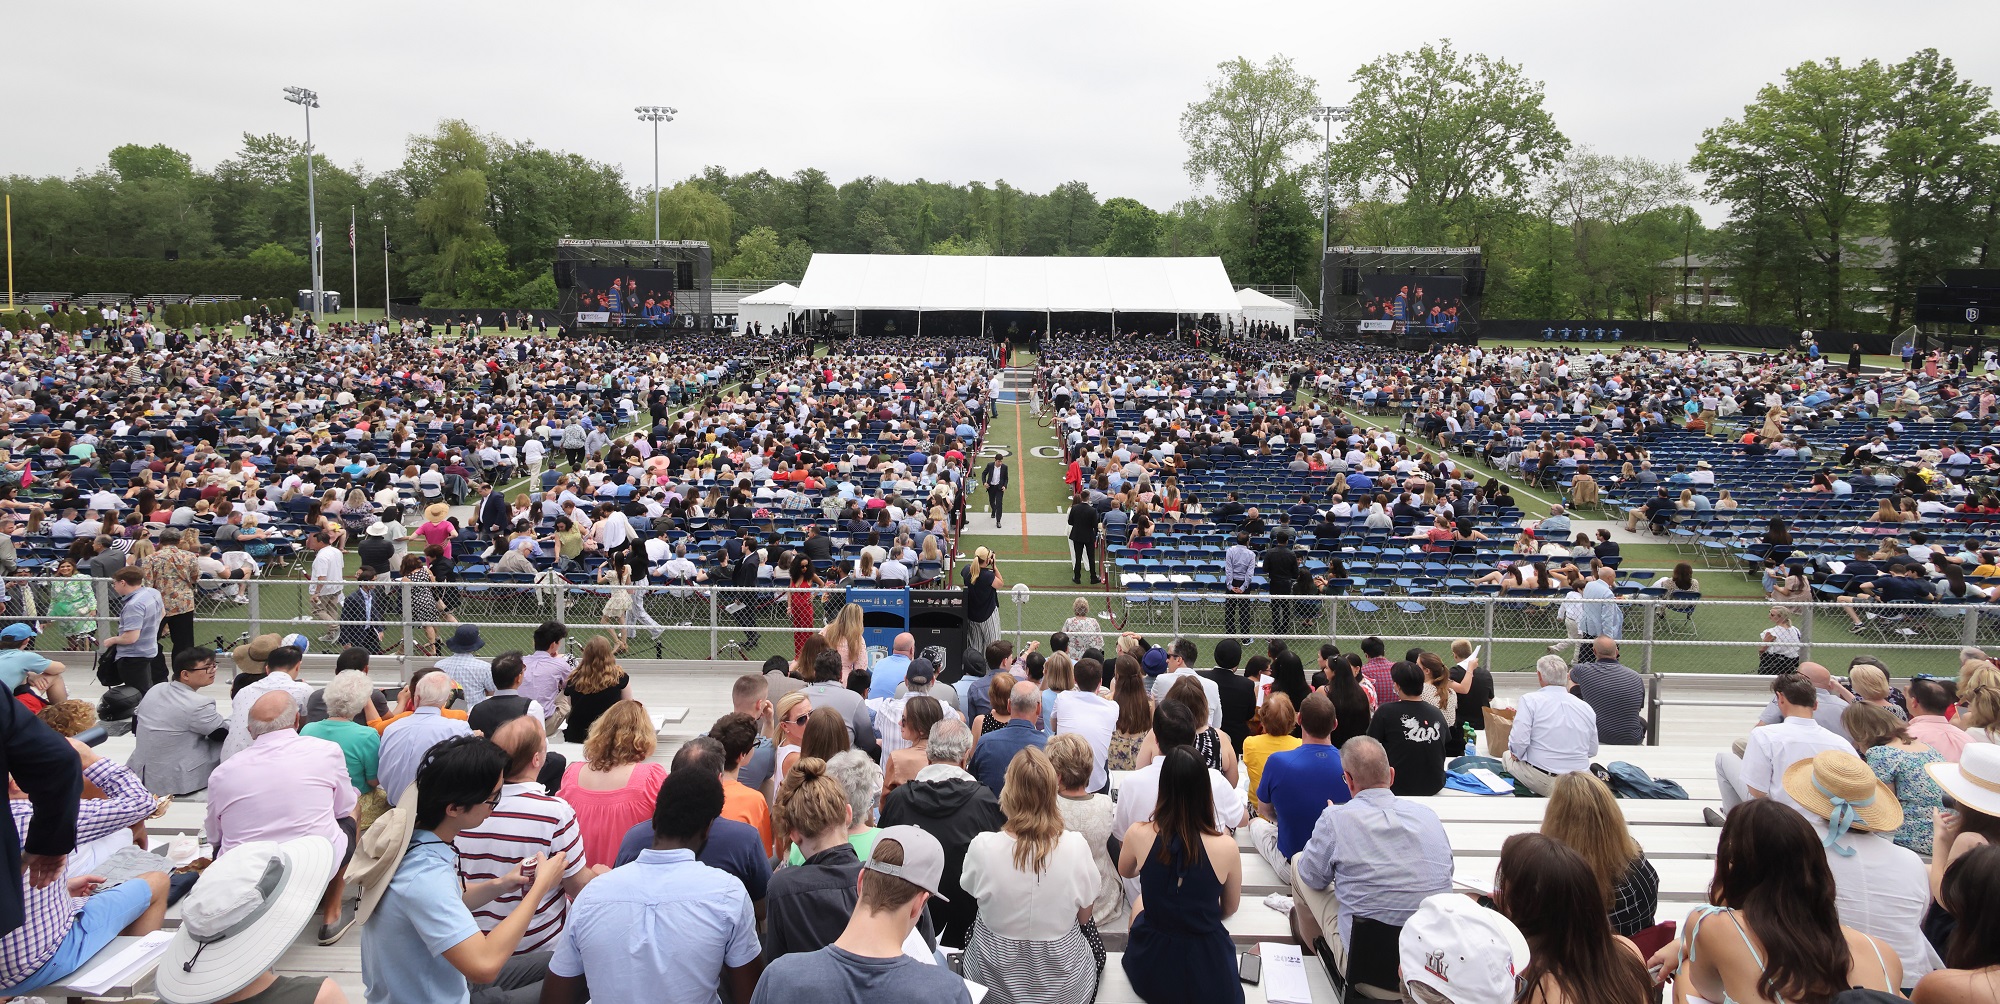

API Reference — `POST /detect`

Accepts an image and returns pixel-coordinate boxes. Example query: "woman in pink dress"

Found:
[409,502,457,561]
[557,699,666,868]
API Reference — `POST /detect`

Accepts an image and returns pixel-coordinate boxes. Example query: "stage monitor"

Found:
[1358,274,1465,333]
[569,265,681,327]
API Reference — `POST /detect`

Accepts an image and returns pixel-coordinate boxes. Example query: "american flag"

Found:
[348,220,355,250]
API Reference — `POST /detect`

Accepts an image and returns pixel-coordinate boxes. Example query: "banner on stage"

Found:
[1357,319,1394,332]
[576,311,611,324]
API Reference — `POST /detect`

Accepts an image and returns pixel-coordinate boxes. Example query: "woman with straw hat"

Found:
[408,503,456,561]
[1784,749,1938,988]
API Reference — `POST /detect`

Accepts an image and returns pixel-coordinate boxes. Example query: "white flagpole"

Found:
[383,225,392,323]
[350,207,359,325]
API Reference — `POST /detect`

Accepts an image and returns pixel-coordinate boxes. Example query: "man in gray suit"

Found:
[128,647,228,796]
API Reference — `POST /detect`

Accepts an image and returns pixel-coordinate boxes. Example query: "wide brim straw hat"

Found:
[154,836,335,1004]
[424,503,450,521]
[1784,750,1902,835]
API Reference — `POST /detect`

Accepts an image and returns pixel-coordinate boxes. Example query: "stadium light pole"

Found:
[1314,105,1351,258]
[283,86,323,320]
[635,106,678,243]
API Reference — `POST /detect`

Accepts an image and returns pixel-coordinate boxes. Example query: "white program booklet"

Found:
[1260,941,1313,1004]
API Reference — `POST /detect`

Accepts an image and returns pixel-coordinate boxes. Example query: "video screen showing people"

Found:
[571,266,676,326]
[1359,274,1464,333]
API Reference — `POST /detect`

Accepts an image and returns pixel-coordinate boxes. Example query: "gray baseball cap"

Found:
[862,825,951,902]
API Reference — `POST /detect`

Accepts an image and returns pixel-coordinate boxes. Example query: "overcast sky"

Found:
[11,0,2000,223]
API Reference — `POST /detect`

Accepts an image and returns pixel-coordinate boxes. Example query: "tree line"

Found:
[5,41,1996,328]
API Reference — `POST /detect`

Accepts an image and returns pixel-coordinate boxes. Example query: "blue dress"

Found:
[1122,835,1242,1004]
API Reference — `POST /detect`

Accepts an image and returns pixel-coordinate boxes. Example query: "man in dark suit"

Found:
[1199,638,1257,754]
[0,697,83,936]
[474,481,510,544]
[980,455,1009,528]
[1067,498,1101,584]
[1262,540,1299,635]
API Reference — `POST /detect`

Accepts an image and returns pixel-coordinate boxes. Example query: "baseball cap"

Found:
[862,825,950,902]
[905,658,937,688]
[0,623,36,641]
[1400,894,1529,1004]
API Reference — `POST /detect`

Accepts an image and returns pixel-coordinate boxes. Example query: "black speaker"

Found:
[676,261,695,291]
[553,261,574,288]
[1340,268,1359,296]
[1465,268,1487,296]
[164,249,179,261]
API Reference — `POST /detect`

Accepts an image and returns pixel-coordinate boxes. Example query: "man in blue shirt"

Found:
[1250,692,1350,885]
[614,741,772,905]
[966,682,1046,796]
[868,634,915,700]
[360,735,568,1004]
[548,764,762,1004]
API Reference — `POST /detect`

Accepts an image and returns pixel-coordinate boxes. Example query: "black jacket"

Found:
[1067,502,1101,543]
[979,461,1009,490]
[762,844,938,963]
[1200,667,1258,753]
[0,699,82,936]
[468,694,533,736]
[878,772,1005,948]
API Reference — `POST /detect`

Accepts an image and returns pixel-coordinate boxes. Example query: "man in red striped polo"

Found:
[454,717,607,954]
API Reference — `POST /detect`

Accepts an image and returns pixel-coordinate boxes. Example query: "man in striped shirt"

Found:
[454,718,604,955]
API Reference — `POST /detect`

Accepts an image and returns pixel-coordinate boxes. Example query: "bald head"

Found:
[247,690,299,738]
[1340,736,1393,791]
[414,671,455,709]
[1593,635,1619,661]
[1597,567,1616,586]
[1797,661,1834,691]
[893,633,915,657]
[492,715,547,782]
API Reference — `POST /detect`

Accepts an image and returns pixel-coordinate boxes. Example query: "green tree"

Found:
[108,144,194,182]
[1180,56,1321,206]
[1873,49,2000,329]
[850,208,904,254]
[649,181,734,256]
[928,235,994,256]
[784,168,838,249]
[1692,56,1892,329]
[1544,149,1696,318]
[1026,181,1102,255]
[1094,198,1163,256]
[246,242,308,270]
[1332,40,1567,243]
[716,226,811,279]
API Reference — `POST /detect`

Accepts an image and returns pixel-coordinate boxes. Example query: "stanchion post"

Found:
[1645,673,1663,746]
[247,580,261,638]
[1641,597,1658,676]
[709,588,720,660]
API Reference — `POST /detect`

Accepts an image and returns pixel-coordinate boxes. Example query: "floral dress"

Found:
[1863,742,1945,855]
[47,574,97,640]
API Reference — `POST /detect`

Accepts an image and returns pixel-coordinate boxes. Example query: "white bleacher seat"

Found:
[1097,950,1335,1004]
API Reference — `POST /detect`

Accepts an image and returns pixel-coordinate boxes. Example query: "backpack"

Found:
[1599,761,1689,800]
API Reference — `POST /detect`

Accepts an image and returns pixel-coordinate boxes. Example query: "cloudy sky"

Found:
[11,0,1999,218]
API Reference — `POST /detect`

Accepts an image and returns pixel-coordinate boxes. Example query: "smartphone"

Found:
[1238,953,1262,985]
[1647,963,1665,983]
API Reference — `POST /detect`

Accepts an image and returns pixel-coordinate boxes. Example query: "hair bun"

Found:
[794,756,827,780]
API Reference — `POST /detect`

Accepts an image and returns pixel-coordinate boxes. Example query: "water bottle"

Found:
[1462,722,1476,758]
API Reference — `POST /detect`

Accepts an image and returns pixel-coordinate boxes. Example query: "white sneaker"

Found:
[1263,893,1294,913]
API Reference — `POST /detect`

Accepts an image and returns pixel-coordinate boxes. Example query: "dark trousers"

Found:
[988,487,1005,523]
[539,752,567,795]
[565,448,584,470]
[1071,538,1097,582]
[1269,582,1294,635]
[114,654,164,695]
[468,950,551,1004]
[164,611,195,656]
[1225,589,1252,637]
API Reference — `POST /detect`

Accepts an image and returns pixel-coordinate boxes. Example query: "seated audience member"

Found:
[877,719,1004,948]
[613,739,772,908]
[0,737,170,998]
[1241,693,1300,809]
[710,712,777,853]
[786,750,881,867]
[304,647,392,725]
[1200,638,1258,755]
[1048,732,1125,926]
[356,736,569,1004]
[1397,894,1531,1004]
[1755,659,1855,742]
[1917,843,2000,1001]
[1844,701,1946,855]
[1540,772,1658,938]
[1052,656,1118,792]
[1117,747,1245,1004]
[466,652,565,792]
[0,623,66,704]
[966,680,1046,796]
[730,673,780,790]
[1365,660,1449,796]
[1568,635,1646,744]
[152,837,349,1004]
[378,671,473,806]
[129,646,228,796]
[1906,676,1972,763]
[1250,692,1350,886]
[301,670,385,803]
[544,766,762,1004]
[961,747,1101,1003]
[1505,655,1599,796]
[881,695,948,799]
[1110,699,1246,903]
[1649,799,1904,1001]
[1713,671,1852,824]
[454,717,603,957]
[1784,749,1940,989]
[799,649,879,755]
[371,663,475,735]
[205,688,361,944]
[559,700,668,870]
[1491,833,1654,1004]
[1292,736,1453,971]
[746,827,974,1004]
[223,643,314,760]
[766,752,940,962]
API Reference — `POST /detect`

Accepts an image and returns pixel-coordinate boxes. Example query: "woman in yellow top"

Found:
[1241,694,1301,813]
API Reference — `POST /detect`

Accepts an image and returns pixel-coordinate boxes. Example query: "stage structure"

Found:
[554,239,713,335]
[1321,246,1484,344]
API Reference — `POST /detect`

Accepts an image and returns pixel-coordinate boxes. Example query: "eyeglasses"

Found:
[484,789,503,808]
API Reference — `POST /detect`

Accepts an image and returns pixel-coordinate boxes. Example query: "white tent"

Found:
[735,282,797,332]
[790,254,1240,316]
[1235,287,1295,328]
